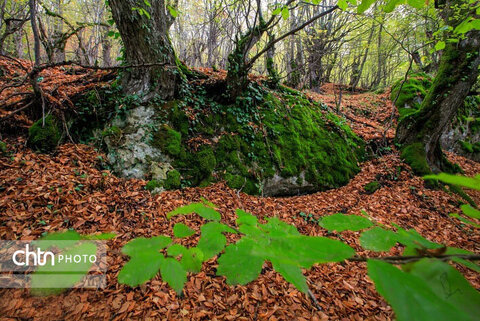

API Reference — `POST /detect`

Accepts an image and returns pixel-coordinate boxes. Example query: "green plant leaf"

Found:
[338,0,348,10]
[423,173,480,190]
[122,236,171,256]
[167,203,221,221]
[173,223,196,238]
[281,7,290,20]
[394,226,443,250]
[358,0,376,13]
[434,41,446,51]
[383,0,404,13]
[460,204,480,219]
[409,259,480,321]
[367,259,471,321]
[360,227,398,251]
[118,253,164,287]
[406,0,424,9]
[217,239,264,285]
[446,247,480,272]
[271,260,308,293]
[197,222,233,260]
[160,257,186,295]
[236,209,258,226]
[319,213,373,232]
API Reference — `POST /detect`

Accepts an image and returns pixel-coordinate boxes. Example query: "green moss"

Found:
[156,82,363,195]
[164,170,181,189]
[400,143,432,176]
[0,141,7,154]
[154,125,182,156]
[28,115,61,153]
[196,146,216,175]
[145,179,162,191]
[391,73,433,109]
[364,181,381,194]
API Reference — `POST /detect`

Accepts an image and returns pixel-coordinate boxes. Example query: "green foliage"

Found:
[173,223,195,238]
[144,179,162,191]
[164,170,181,189]
[368,259,480,321]
[0,140,7,154]
[424,173,480,227]
[363,181,381,194]
[319,213,373,232]
[400,142,432,176]
[28,115,61,153]
[167,202,221,221]
[359,227,398,251]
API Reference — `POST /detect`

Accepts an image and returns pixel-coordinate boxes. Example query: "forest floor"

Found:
[0,63,480,320]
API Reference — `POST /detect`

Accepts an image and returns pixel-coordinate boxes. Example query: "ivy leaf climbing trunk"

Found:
[395,0,480,175]
[108,0,180,101]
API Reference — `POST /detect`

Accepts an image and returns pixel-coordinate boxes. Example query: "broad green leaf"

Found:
[360,227,397,251]
[118,253,163,286]
[281,7,290,20]
[31,241,97,296]
[167,244,203,272]
[122,236,171,256]
[264,217,300,236]
[197,222,233,260]
[434,41,445,51]
[450,213,480,228]
[406,0,424,9]
[446,247,480,272]
[383,0,404,13]
[271,260,308,293]
[167,203,221,221]
[394,226,443,250]
[236,209,258,226]
[217,239,264,285]
[461,204,480,219]
[410,259,480,321]
[167,5,178,18]
[173,223,196,238]
[258,235,355,268]
[338,0,348,10]
[83,232,116,240]
[160,258,186,295]
[424,173,480,190]
[368,260,470,321]
[272,7,282,15]
[358,0,376,13]
[319,213,373,232]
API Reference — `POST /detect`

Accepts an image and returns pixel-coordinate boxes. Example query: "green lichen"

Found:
[364,181,381,194]
[400,143,432,176]
[28,115,61,153]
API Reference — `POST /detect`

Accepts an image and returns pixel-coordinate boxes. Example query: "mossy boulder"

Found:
[99,82,364,196]
[390,72,433,118]
[0,141,7,154]
[27,115,61,152]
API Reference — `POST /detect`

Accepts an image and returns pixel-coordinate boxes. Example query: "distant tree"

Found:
[395,0,480,174]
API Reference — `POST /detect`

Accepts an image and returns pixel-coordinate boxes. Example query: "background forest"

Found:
[0,0,480,321]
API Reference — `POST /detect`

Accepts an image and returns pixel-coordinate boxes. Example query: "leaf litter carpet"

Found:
[0,77,479,320]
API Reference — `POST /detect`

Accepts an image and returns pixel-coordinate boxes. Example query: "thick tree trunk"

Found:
[396,30,480,174]
[108,0,179,101]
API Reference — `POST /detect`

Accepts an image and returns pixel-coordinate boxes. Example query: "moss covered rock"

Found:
[27,115,61,152]
[98,81,364,196]
[390,72,433,118]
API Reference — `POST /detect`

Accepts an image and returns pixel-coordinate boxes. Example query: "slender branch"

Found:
[247,5,339,69]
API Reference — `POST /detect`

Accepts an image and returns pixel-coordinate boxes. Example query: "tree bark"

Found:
[108,0,179,101]
[29,0,41,66]
[396,28,480,174]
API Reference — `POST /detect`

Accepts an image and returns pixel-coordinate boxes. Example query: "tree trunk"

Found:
[29,0,41,66]
[396,29,480,174]
[108,0,179,101]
